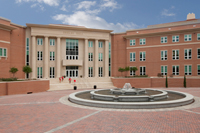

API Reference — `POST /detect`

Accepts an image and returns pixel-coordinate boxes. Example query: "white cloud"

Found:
[52,11,139,32]
[161,9,175,17]
[31,3,45,10]
[15,0,60,6]
[60,5,67,11]
[101,0,120,11]
[76,1,96,10]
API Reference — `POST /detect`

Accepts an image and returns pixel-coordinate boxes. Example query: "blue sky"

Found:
[0,0,200,32]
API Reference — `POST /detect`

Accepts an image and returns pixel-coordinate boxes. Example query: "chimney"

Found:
[187,13,196,20]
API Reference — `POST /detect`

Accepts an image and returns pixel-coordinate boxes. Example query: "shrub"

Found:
[118,67,125,77]
[1,78,18,81]
[23,66,32,78]
[9,67,18,78]
[157,73,163,77]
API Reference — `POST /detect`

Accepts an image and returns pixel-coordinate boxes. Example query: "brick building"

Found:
[111,13,200,77]
[0,17,25,78]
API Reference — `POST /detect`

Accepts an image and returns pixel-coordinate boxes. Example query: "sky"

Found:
[0,0,200,33]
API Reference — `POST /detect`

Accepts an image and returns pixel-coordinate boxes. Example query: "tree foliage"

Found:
[23,66,32,75]
[9,67,18,78]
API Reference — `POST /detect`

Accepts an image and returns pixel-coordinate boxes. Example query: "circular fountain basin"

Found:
[68,89,194,109]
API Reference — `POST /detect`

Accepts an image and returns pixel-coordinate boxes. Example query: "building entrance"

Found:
[66,66,78,78]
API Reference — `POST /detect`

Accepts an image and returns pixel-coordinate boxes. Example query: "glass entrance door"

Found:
[66,66,78,78]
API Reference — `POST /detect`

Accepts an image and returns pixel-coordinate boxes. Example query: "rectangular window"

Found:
[50,39,55,46]
[161,66,167,75]
[88,53,93,61]
[99,53,103,61]
[50,67,55,78]
[130,67,136,76]
[198,65,200,75]
[37,67,43,78]
[99,67,103,77]
[0,48,7,57]
[26,38,29,66]
[130,52,135,62]
[50,51,55,61]
[184,49,192,59]
[89,41,93,47]
[161,36,167,43]
[140,52,146,61]
[0,48,2,56]
[197,33,200,40]
[89,67,93,77]
[66,39,79,60]
[197,49,200,59]
[184,34,192,41]
[37,38,43,45]
[140,66,146,75]
[172,35,179,42]
[185,65,192,75]
[140,39,145,45]
[109,42,111,76]
[37,51,43,60]
[99,42,103,48]
[130,39,135,46]
[172,50,179,60]
[173,66,179,75]
[161,50,167,60]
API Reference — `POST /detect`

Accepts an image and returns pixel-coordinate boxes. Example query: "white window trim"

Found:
[185,65,192,75]
[197,64,200,75]
[172,35,179,42]
[50,67,55,78]
[50,51,55,61]
[161,65,167,75]
[161,50,167,61]
[130,39,135,46]
[37,38,43,45]
[197,33,200,41]
[99,42,103,48]
[0,47,7,59]
[130,66,136,76]
[172,65,179,75]
[99,53,103,61]
[89,67,93,77]
[99,67,103,77]
[140,51,146,61]
[130,52,135,62]
[184,34,192,42]
[140,38,146,45]
[140,66,146,75]
[161,36,168,43]
[37,51,43,60]
[50,39,55,46]
[89,41,93,47]
[89,53,93,61]
[172,49,179,60]
[197,48,200,59]
[184,48,192,60]
[37,67,43,78]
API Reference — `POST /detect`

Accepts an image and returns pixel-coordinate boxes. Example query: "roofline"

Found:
[0,17,11,22]
[26,23,113,33]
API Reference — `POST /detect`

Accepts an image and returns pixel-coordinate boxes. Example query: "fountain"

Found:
[67,83,194,109]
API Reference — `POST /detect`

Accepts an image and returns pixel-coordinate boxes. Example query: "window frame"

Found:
[130,52,135,62]
[184,49,192,59]
[161,50,167,60]
[88,67,93,77]
[161,65,167,76]
[99,67,103,77]
[50,39,55,46]
[37,67,43,78]
[140,66,146,75]
[198,65,200,75]
[0,48,7,58]
[172,49,179,60]
[99,53,103,61]
[50,51,55,61]
[197,33,200,40]
[98,42,103,48]
[172,65,179,75]
[88,41,93,47]
[172,35,179,42]
[185,65,192,75]
[130,39,136,46]
[184,34,192,41]
[197,48,200,59]
[161,36,168,43]
[140,51,146,61]
[88,53,93,61]
[50,67,55,78]
[130,66,136,76]
[37,51,43,60]
[139,38,146,45]
[37,38,43,45]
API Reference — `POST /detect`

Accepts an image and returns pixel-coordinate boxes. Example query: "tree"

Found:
[165,75,168,88]
[130,67,138,76]
[9,67,18,78]
[183,75,186,88]
[124,66,130,77]
[118,67,124,77]
[23,66,32,79]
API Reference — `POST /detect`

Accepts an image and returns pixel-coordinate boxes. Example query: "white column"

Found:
[44,36,49,79]
[56,37,61,78]
[84,39,88,78]
[95,39,98,78]
[31,36,36,79]
[104,40,109,77]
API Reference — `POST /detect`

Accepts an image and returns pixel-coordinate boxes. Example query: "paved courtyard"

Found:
[0,87,200,133]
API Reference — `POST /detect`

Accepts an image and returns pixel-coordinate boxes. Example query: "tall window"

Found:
[197,33,200,40]
[172,50,179,60]
[50,39,55,46]
[197,49,200,59]
[130,67,136,76]
[50,51,55,61]
[88,53,93,61]
[161,50,167,60]
[130,52,135,62]
[26,38,29,66]
[99,53,103,61]
[89,41,93,47]
[198,65,200,75]
[37,67,43,78]
[109,42,111,76]
[89,67,93,77]
[184,49,192,59]
[140,52,146,61]
[173,66,179,75]
[172,35,179,42]
[37,51,43,60]
[66,39,78,60]
[99,67,103,77]
[140,39,146,45]
[99,42,103,48]
[161,37,167,43]
[140,66,146,75]
[37,38,43,45]
[130,39,135,46]
[185,65,192,75]
[184,34,192,41]
[161,66,167,75]
[50,67,55,78]
[0,48,7,57]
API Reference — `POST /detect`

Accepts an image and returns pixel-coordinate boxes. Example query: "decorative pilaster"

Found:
[84,39,88,78]
[44,36,49,79]
[95,39,98,78]
[31,36,36,79]
[104,40,109,77]
[56,37,61,78]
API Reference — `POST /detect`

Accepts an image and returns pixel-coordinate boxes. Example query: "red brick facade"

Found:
[0,18,25,78]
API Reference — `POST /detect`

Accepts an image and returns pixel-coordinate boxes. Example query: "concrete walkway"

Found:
[0,87,200,133]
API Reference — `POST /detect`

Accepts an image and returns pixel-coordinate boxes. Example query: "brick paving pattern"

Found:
[0,88,200,133]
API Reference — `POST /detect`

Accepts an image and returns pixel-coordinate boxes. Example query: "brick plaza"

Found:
[0,87,200,133]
